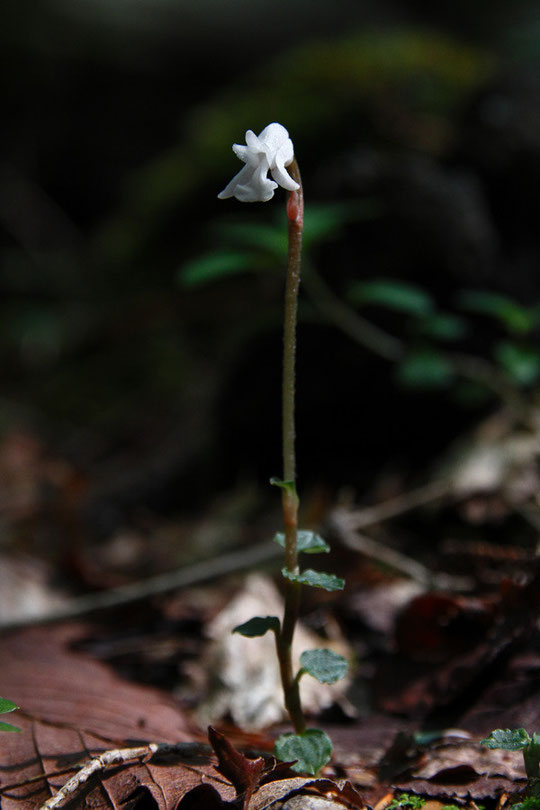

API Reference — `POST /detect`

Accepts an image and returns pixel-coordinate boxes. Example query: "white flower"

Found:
[218,123,299,203]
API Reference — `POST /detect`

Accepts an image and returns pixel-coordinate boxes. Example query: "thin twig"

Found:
[341,479,449,530]
[0,541,282,632]
[329,482,473,591]
[25,742,219,810]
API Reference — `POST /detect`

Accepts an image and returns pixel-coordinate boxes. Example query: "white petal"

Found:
[270,141,299,191]
[218,123,296,202]
[258,123,290,152]
[270,164,299,192]
[217,164,253,199]
[245,130,262,151]
[232,143,250,163]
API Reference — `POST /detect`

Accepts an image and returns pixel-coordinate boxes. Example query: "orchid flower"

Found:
[218,123,299,203]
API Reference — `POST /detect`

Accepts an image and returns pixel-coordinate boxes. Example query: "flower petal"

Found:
[258,123,291,152]
[218,123,297,202]
[217,164,253,199]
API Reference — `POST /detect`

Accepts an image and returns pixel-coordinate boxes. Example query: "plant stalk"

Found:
[276,158,306,734]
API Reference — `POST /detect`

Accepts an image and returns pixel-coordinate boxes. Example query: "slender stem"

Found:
[276,158,306,734]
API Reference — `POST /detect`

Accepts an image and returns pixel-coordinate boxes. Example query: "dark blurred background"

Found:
[1,0,540,547]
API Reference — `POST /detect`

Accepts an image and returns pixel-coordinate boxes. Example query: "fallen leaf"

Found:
[248,777,366,810]
[208,726,265,809]
[0,624,234,810]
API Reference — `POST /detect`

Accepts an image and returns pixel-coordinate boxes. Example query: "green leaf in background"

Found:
[300,648,348,684]
[233,616,280,637]
[481,728,531,751]
[418,312,468,342]
[178,250,255,287]
[282,568,345,592]
[274,728,333,775]
[348,279,434,316]
[458,290,539,335]
[213,221,288,260]
[397,348,454,388]
[273,530,330,554]
[302,201,383,249]
[495,342,540,386]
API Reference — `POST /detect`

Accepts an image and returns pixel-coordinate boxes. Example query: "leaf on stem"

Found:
[273,531,330,554]
[233,616,280,637]
[270,478,297,497]
[0,697,20,732]
[281,568,345,592]
[299,649,348,684]
[481,728,531,750]
[274,729,333,775]
[0,698,18,714]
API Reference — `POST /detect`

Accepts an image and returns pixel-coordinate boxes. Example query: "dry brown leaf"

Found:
[248,777,366,810]
[411,743,525,782]
[0,624,226,810]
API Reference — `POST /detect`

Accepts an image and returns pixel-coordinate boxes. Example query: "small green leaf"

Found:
[397,349,454,388]
[458,290,537,335]
[273,530,330,554]
[348,279,434,316]
[270,478,297,498]
[214,221,288,260]
[300,649,348,684]
[0,698,18,714]
[274,728,333,775]
[233,616,280,637]
[524,732,540,779]
[178,251,255,287]
[495,342,540,386]
[418,312,468,342]
[481,728,531,751]
[282,568,345,592]
[0,721,20,733]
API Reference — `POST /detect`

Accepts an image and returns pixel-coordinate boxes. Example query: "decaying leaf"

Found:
[247,777,366,810]
[411,743,526,781]
[208,726,265,809]
[0,625,234,810]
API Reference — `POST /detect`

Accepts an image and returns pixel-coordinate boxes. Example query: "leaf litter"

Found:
[0,412,539,810]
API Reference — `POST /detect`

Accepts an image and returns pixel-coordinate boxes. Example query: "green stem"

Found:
[276,158,306,735]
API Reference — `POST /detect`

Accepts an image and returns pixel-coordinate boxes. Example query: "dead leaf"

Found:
[248,777,366,810]
[0,624,232,810]
[208,726,265,809]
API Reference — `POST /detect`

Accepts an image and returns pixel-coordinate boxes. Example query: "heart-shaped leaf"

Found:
[300,649,348,684]
[233,616,280,637]
[282,568,345,592]
[273,531,330,554]
[274,729,333,775]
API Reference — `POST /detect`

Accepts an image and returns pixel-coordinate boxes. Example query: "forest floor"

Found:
[0,404,538,810]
